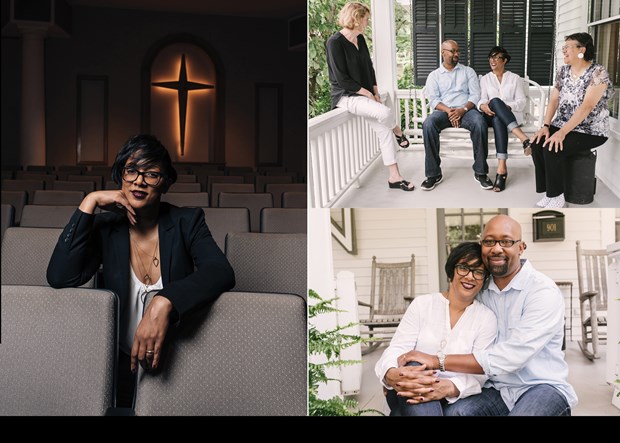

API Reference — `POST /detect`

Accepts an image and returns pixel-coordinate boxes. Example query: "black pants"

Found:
[531,126,607,197]
[116,351,137,408]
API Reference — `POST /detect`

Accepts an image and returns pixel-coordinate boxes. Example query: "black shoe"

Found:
[388,179,415,191]
[523,139,532,156]
[395,133,410,148]
[474,173,493,190]
[493,173,507,192]
[421,175,443,191]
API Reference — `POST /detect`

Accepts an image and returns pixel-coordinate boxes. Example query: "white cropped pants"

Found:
[337,95,399,166]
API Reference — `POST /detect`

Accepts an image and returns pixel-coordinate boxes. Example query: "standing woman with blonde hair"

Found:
[530,32,613,208]
[326,2,415,192]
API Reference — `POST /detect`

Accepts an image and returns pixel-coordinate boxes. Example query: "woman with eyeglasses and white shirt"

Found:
[376,242,497,416]
[530,32,613,208]
[47,134,235,407]
[478,46,533,192]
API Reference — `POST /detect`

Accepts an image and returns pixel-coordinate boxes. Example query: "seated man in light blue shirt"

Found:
[397,215,577,416]
[421,40,492,191]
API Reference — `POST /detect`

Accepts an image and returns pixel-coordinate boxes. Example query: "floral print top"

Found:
[552,63,613,137]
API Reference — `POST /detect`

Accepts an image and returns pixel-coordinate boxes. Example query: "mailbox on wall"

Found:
[532,210,565,242]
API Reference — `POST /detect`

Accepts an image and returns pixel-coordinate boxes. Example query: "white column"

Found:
[371,0,397,99]
[308,208,341,400]
[19,25,48,166]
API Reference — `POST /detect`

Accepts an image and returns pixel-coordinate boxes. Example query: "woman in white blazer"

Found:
[478,47,532,192]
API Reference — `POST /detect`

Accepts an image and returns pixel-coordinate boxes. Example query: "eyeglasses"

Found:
[480,239,522,248]
[562,44,583,51]
[123,167,164,187]
[489,55,505,61]
[442,48,460,54]
[454,264,486,280]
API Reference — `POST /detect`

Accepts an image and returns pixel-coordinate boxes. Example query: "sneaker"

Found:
[474,173,493,190]
[421,175,443,191]
[536,195,551,207]
[544,194,566,208]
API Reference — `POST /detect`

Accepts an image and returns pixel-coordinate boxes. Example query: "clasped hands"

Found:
[385,350,455,404]
[447,107,467,128]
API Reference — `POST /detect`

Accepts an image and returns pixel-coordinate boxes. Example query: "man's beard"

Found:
[486,255,508,277]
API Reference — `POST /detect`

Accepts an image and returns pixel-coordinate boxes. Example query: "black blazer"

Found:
[47,203,235,322]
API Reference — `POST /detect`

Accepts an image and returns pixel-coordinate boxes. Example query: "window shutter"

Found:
[412,0,440,86]
[442,0,469,66]
[471,0,497,76]
[528,0,556,85]
[499,0,527,76]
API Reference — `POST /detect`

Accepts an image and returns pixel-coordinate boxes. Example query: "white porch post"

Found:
[308,208,341,400]
[370,0,397,100]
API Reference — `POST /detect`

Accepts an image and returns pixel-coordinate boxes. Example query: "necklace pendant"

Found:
[144,274,151,285]
[153,257,159,267]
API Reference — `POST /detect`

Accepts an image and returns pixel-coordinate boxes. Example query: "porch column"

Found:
[371,0,397,100]
[19,24,48,166]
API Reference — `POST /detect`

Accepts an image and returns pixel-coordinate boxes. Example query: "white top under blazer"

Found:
[477,70,527,125]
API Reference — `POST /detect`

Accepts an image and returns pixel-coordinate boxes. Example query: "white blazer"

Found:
[478,71,526,125]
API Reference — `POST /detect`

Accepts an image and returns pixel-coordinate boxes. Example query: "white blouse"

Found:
[375,292,497,403]
[120,266,163,354]
[477,71,527,125]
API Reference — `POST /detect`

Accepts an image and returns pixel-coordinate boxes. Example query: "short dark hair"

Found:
[111,134,177,186]
[488,46,511,63]
[445,242,485,281]
[565,32,595,61]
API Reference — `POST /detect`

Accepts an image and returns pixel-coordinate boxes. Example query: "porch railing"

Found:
[309,107,381,208]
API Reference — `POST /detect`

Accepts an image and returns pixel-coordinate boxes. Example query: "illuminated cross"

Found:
[151,54,214,155]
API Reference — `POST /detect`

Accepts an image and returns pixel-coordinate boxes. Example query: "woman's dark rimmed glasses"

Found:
[454,264,486,280]
[481,239,522,248]
[489,55,505,61]
[123,167,164,187]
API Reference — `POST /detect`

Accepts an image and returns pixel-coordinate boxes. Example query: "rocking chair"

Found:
[358,254,415,355]
[575,240,610,360]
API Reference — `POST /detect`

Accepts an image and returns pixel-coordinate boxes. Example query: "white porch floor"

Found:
[356,341,620,416]
[331,147,620,208]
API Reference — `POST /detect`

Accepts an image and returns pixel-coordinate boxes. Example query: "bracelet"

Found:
[543,124,550,128]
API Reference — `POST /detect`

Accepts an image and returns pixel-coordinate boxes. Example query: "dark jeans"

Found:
[531,126,608,197]
[116,351,137,408]
[443,385,571,416]
[483,98,520,159]
[422,109,489,177]
[385,362,446,416]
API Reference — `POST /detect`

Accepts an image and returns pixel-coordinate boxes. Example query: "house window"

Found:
[436,208,507,290]
[588,1,620,119]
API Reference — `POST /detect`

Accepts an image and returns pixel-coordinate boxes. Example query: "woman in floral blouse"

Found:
[530,32,613,208]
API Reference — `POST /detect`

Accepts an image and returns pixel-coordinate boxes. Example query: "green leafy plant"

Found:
[308,289,383,416]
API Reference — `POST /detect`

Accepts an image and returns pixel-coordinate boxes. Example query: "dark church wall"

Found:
[2,5,306,175]
[1,37,21,166]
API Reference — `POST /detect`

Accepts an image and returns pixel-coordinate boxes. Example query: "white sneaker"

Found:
[544,194,566,208]
[536,196,551,207]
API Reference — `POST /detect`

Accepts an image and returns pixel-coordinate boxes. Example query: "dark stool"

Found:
[564,150,597,204]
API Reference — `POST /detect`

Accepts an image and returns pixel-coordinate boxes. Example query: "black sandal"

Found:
[523,139,532,156]
[388,179,415,191]
[395,133,410,148]
[493,173,507,192]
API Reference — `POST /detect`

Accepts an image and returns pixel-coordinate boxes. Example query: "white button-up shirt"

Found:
[375,292,497,403]
[477,70,526,124]
[473,259,578,410]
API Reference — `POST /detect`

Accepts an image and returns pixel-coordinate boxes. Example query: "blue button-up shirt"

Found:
[425,63,481,111]
[473,259,578,410]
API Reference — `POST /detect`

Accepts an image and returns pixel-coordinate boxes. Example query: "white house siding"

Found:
[332,208,436,309]
[331,208,616,342]
[555,0,620,198]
